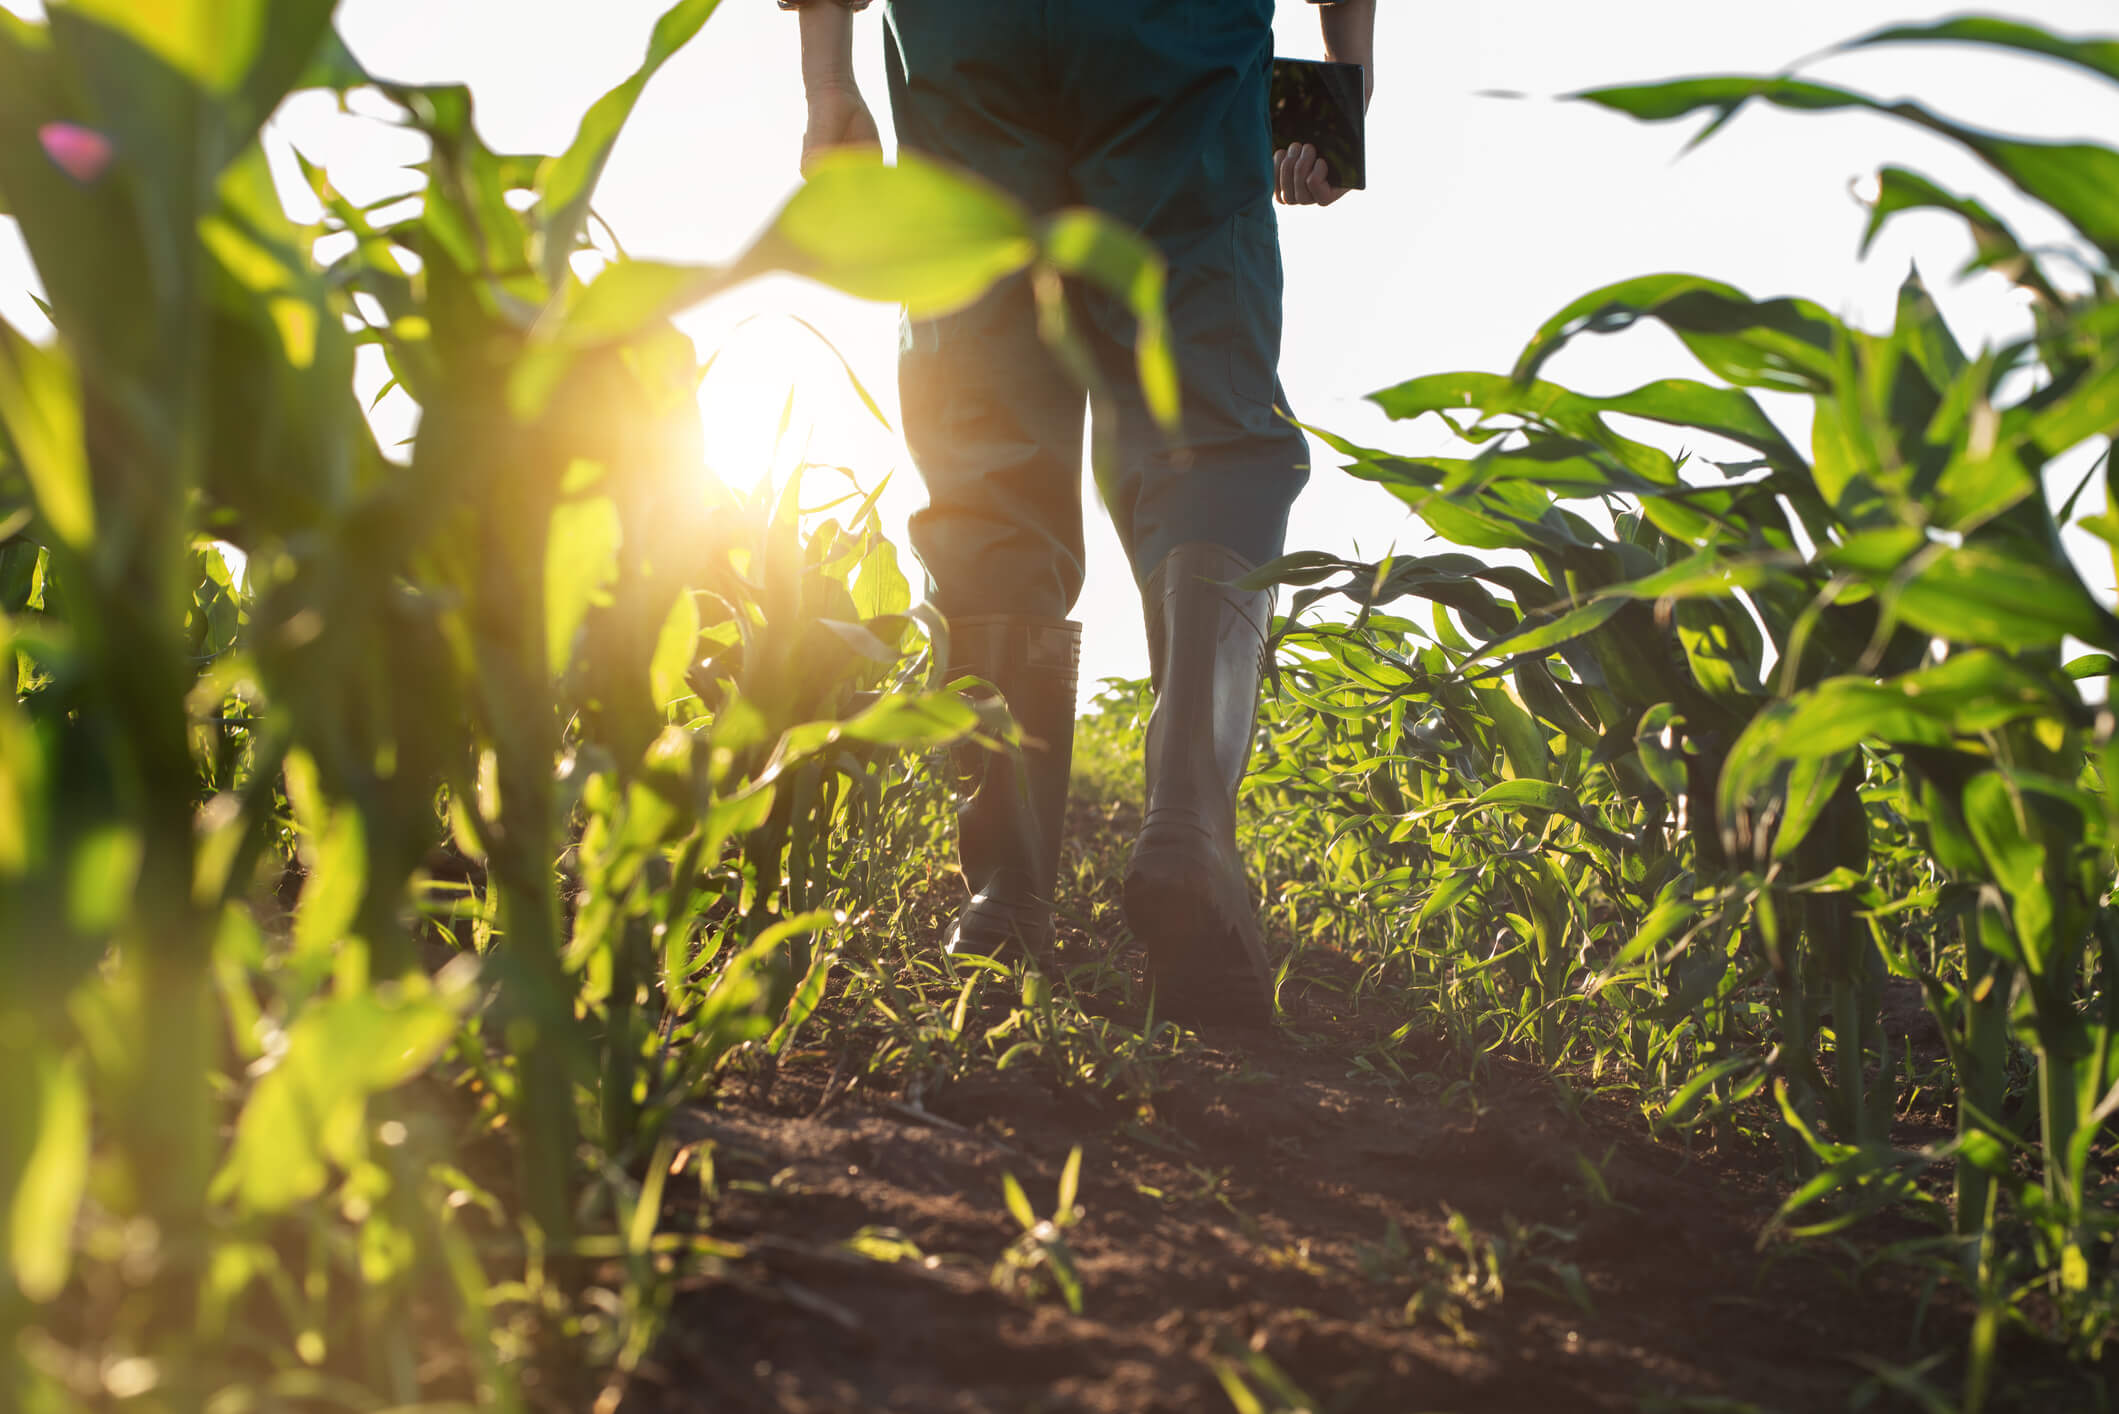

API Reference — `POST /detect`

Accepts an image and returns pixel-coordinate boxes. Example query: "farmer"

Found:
[784,0,1376,1024]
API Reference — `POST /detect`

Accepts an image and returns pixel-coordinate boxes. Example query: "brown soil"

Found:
[615,802,2109,1414]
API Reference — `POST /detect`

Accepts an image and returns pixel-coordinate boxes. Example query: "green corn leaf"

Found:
[1001,1170,1036,1232]
[1040,208,1177,430]
[1371,370,1804,475]
[0,319,92,550]
[0,680,45,877]
[1425,600,1473,653]
[2028,357,2119,458]
[1718,655,2072,854]
[1892,266,1967,392]
[684,912,830,1073]
[766,947,836,1057]
[1472,683,1553,782]
[1930,427,2039,534]
[851,540,912,619]
[62,0,268,95]
[1820,525,1928,575]
[1456,438,1678,496]
[1634,704,1689,799]
[1763,653,2068,759]
[1057,1145,1082,1215]
[1844,17,2119,88]
[1514,660,1601,750]
[1675,598,1766,705]
[1658,1053,1759,1130]
[530,259,719,358]
[0,24,164,387]
[775,148,1037,315]
[626,1135,678,1257]
[1340,466,1565,554]
[1605,893,1699,975]
[1243,550,1352,590]
[1859,167,2053,300]
[1574,74,2119,263]
[818,618,901,665]
[1770,752,1854,863]
[1468,598,1626,665]
[55,0,338,198]
[1417,868,1480,926]
[1460,778,1576,818]
[291,806,365,971]
[1610,551,1774,602]
[834,691,978,748]
[1212,1363,1270,1414]
[1513,272,1842,392]
[546,494,623,675]
[0,8,44,49]
[1892,543,2119,654]
[649,590,702,710]
[8,1052,89,1303]
[214,987,462,1214]
[1587,379,1807,470]
[1961,773,2060,975]
[65,826,140,935]
[296,24,369,94]
[537,0,725,290]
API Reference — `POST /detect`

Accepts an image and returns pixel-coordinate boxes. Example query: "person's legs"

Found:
[885,3,1086,955]
[1053,0,1307,1022]
[886,1,1086,622]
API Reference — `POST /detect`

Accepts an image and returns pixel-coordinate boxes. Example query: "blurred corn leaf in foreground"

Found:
[0,0,1174,1406]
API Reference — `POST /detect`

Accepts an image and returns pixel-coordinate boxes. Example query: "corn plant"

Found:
[0,0,1173,1406]
[1251,13,2119,1385]
[991,1144,1088,1315]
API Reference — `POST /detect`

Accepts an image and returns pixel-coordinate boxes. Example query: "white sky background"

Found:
[2,0,2116,696]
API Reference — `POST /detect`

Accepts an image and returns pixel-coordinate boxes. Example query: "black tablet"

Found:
[1269,58,1367,192]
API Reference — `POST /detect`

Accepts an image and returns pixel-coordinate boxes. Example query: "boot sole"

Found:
[1121,843,1272,1028]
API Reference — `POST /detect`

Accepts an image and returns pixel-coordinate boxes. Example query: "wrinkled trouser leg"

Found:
[887,0,1308,611]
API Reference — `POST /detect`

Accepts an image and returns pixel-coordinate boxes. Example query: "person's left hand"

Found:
[1275,143,1349,206]
[802,80,880,174]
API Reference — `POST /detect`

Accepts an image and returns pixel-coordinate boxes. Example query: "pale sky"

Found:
[3,1,2116,696]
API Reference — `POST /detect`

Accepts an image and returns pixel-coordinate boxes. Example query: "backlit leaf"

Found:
[0,318,91,549]
[1041,208,1177,430]
[537,0,725,289]
[1575,74,2119,262]
[9,1052,88,1302]
[775,149,1036,318]
[547,494,623,674]
[1845,17,2119,89]
[1893,544,2119,654]
[215,987,461,1213]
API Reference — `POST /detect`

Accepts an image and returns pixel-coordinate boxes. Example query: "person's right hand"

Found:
[1279,56,1373,207]
[802,81,880,174]
[1275,143,1350,207]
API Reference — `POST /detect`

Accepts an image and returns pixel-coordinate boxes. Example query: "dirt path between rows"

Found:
[617,805,2102,1414]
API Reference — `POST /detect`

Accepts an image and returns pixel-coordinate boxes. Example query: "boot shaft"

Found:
[1141,544,1271,833]
[948,615,1081,909]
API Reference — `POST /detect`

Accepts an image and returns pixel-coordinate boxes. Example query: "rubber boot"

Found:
[945,616,1081,958]
[1123,543,1275,1026]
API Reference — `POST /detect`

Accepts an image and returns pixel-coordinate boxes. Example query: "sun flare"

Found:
[690,308,899,496]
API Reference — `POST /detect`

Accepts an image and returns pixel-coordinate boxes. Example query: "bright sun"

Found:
[689,305,899,499]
